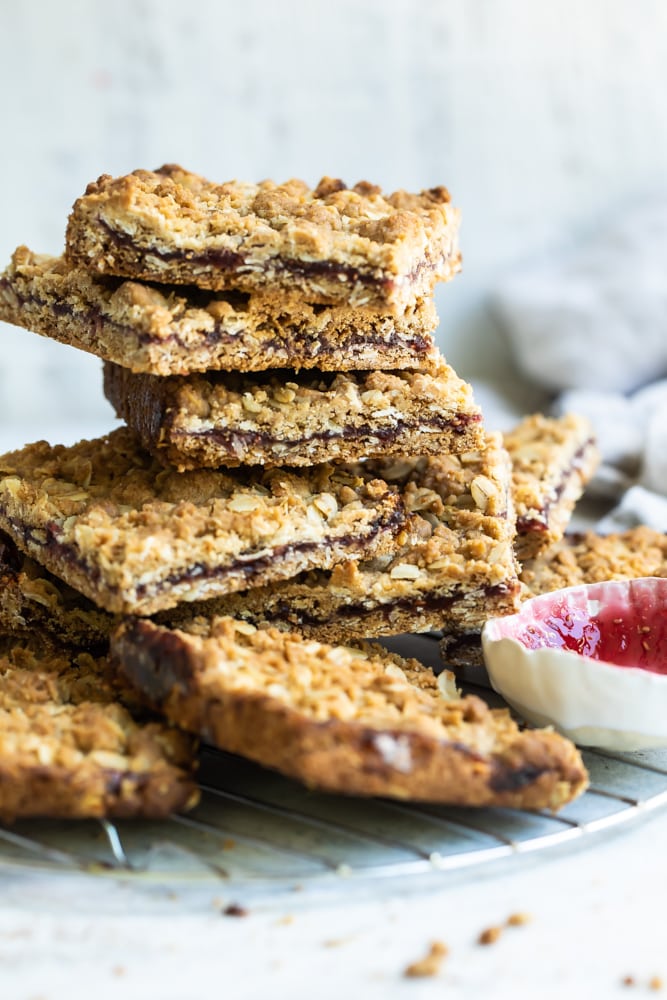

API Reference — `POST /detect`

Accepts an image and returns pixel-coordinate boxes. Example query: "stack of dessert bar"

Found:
[0,166,592,818]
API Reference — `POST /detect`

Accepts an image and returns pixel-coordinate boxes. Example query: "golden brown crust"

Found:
[504,413,600,560]
[112,617,587,810]
[103,357,484,470]
[0,427,407,615]
[65,166,461,309]
[0,639,198,821]
[0,247,439,375]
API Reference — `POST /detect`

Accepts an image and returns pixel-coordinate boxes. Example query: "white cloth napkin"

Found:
[552,381,667,529]
[596,485,667,533]
[489,200,667,533]
[491,200,667,394]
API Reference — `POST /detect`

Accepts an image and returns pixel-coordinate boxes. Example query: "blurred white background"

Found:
[2,0,667,433]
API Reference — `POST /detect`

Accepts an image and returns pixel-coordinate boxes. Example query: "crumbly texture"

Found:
[0,629,149,721]
[65,166,461,309]
[112,616,588,810]
[103,357,484,470]
[520,525,667,595]
[0,533,112,651]
[0,428,406,616]
[188,435,522,640]
[440,525,667,669]
[0,248,440,375]
[0,638,198,821]
[504,413,599,561]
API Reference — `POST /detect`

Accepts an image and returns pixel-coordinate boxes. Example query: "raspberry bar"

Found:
[0,435,516,646]
[0,428,406,616]
[0,637,198,821]
[0,247,439,375]
[103,357,484,470]
[65,166,461,309]
[193,434,522,640]
[112,617,588,810]
[505,413,599,561]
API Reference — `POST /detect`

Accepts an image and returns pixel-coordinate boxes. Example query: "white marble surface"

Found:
[2,807,667,999]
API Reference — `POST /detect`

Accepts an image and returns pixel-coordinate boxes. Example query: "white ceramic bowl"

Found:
[481,577,667,751]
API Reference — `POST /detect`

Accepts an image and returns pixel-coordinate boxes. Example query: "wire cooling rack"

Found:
[1,635,667,897]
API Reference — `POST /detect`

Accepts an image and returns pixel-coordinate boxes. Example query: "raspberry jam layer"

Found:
[499,578,667,673]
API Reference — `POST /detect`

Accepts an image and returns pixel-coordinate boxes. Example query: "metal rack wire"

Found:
[1,635,666,897]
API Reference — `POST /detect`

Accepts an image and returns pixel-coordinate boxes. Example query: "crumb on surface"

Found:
[506,912,532,927]
[403,940,448,978]
[478,925,503,946]
[621,974,663,990]
[223,903,249,917]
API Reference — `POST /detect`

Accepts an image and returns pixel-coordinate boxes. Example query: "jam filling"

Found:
[510,582,667,673]
[9,288,435,357]
[1,506,404,606]
[177,414,481,453]
[136,508,404,599]
[242,582,517,629]
[95,220,447,291]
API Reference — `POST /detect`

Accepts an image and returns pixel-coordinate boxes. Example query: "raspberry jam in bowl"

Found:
[481,578,667,751]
